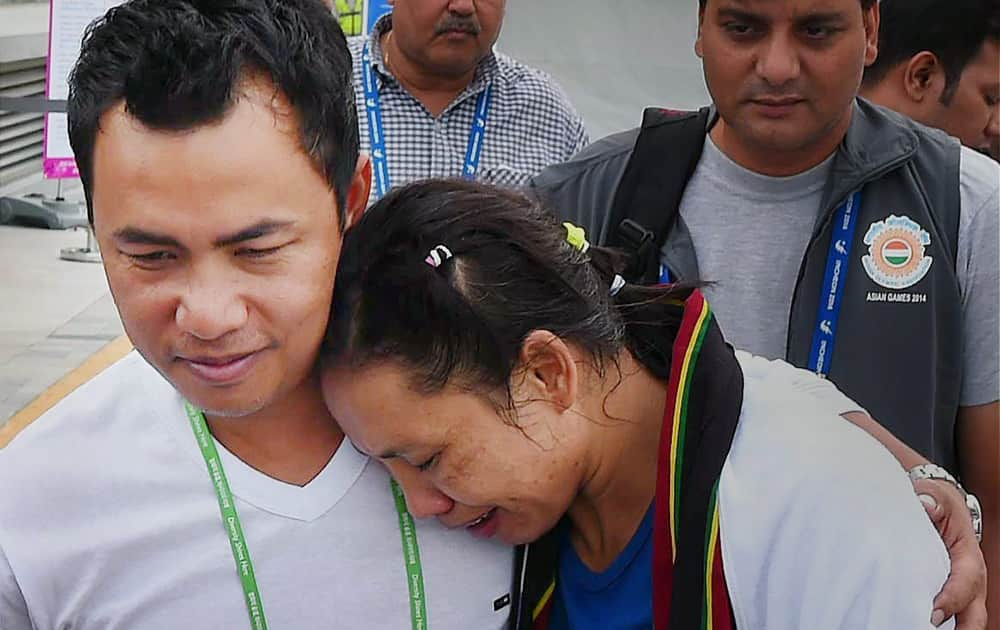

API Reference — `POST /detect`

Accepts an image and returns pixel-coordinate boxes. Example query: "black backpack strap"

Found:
[607,107,712,284]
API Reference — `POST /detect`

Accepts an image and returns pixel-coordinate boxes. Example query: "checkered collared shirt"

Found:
[348,16,589,205]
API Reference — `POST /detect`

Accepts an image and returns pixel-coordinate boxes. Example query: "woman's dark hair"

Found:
[67,0,358,226]
[323,179,691,409]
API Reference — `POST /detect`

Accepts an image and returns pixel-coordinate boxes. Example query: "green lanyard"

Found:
[392,478,429,629]
[185,403,429,629]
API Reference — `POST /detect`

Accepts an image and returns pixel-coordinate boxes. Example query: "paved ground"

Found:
[0,222,123,424]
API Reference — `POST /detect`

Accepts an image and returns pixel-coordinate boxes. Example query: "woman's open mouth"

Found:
[465,508,498,539]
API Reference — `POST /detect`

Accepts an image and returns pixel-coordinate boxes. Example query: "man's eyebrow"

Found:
[795,11,848,26]
[112,227,184,248]
[213,220,296,248]
[716,7,769,24]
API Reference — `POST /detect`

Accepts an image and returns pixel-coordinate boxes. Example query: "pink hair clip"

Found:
[424,245,453,268]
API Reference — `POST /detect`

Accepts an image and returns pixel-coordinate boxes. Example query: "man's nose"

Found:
[984,111,1000,142]
[447,0,475,17]
[756,35,800,87]
[175,266,248,341]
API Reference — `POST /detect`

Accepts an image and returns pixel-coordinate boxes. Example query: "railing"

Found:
[0,57,46,187]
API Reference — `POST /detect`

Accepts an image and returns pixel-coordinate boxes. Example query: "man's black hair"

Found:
[67,0,359,226]
[863,0,1000,103]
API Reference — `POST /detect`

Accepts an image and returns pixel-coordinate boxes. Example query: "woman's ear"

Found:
[517,330,579,412]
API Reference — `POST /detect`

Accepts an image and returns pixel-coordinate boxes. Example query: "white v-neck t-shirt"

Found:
[0,352,513,629]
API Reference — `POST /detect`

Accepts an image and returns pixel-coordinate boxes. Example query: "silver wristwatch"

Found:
[908,463,983,543]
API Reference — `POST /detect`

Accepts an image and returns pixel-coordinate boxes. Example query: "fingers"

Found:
[919,493,944,522]
[931,541,988,629]
[909,479,988,628]
[912,478,969,544]
[912,478,965,513]
[946,601,989,630]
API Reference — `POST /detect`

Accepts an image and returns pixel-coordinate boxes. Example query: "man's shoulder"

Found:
[729,352,939,535]
[0,351,169,462]
[491,52,577,111]
[527,127,640,233]
[728,353,907,484]
[531,127,638,193]
[722,352,950,628]
[492,51,554,88]
[959,145,1000,206]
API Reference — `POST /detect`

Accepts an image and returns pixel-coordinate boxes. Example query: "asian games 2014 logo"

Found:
[861,215,933,290]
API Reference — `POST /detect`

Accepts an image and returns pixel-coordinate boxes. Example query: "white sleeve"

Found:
[957,148,1000,406]
[0,544,32,630]
[722,360,952,630]
[757,465,954,629]
[733,351,867,416]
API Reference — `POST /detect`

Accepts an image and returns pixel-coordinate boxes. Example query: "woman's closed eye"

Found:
[416,453,439,472]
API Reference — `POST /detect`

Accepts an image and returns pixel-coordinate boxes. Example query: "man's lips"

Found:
[749,97,804,106]
[438,27,478,38]
[747,97,805,118]
[177,350,263,384]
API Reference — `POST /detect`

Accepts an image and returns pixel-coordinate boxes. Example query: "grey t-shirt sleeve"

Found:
[526,128,639,243]
[957,148,1000,406]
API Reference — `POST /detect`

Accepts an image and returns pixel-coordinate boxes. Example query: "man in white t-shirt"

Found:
[0,0,512,627]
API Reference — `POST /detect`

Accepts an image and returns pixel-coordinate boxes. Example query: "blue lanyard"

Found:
[659,265,672,284]
[808,191,863,377]
[362,40,493,199]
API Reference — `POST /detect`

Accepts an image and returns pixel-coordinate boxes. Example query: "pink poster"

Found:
[43,0,121,179]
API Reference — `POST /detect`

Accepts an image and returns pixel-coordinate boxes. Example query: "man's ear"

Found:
[517,330,579,412]
[862,1,879,67]
[903,52,946,103]
[694,4,705,59]
[342,154,372,231]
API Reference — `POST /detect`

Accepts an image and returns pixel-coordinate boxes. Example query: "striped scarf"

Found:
[514,289,743,629]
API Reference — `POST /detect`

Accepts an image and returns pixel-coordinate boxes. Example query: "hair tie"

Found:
[609,274,626,297]
[424,245,453,268]
[562,222,590,254]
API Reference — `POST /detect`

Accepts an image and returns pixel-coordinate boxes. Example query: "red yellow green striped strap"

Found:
[653,290,735,629]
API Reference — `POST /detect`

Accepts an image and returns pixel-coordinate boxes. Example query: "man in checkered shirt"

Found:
[348,1,588,205]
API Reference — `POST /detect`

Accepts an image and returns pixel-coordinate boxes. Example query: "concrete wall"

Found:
[498,0,710,140]
[0,3,48,64]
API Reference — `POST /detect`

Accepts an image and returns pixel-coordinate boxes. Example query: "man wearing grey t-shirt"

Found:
[530,0,996,625]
